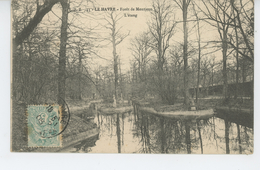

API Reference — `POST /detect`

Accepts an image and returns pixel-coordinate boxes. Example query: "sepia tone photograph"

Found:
[11,0,254,154]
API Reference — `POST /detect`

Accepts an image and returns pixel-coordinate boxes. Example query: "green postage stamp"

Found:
[27,105,62,147]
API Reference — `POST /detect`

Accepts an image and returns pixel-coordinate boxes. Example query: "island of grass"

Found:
[131,96,253,120]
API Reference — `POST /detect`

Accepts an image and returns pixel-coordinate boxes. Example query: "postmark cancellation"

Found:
[27,105,62,147]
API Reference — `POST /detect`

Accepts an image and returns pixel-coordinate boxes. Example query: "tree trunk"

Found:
[222,30,228,99]
[78,47,82,100]
[193,2,201,103]
[111,16,118,106]
[183,0,189,105]
[113,45,118,106]
[242,57,246,96]
[233,3,239,99]
[119,58,123,100]
[58,0,69,105]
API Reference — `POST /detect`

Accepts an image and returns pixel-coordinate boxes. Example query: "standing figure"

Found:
[113,95,117,108]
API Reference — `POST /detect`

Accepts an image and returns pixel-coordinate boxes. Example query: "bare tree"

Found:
[197,0,233,99]
[231,1,239,99]
[12,0,71,104]
[104,11,129,106]
[57,0,69,105]
[192,1,201,103]
[197,0,253,99]
[13,0,60,47]
[173,0,191,105]
[229,0,254,62]
[229,0,254,98]
[148,0,176,101]
[130,32,153,82]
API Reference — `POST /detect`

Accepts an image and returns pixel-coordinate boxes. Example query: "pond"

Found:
[60,109,253,154]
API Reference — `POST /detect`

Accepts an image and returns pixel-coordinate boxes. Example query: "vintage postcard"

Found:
[11,0,253,154]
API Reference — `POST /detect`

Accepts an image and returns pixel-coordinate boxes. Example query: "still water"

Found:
[61,110,253,154]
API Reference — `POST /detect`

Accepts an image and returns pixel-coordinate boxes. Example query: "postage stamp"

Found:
[27,105,62,147]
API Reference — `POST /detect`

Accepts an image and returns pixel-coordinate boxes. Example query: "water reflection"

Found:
[197,120,203,154]
[185,121,191,154]
[61,108,253,154]
[132,112,213,154]
[237,123,242,154]
[225,119,230,154]
[116,114,121,153]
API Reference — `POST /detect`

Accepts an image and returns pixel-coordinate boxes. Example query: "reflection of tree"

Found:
[210,116,253,154]
[185,121,191,154]
[133,111,189,153]
[225,119,230,154]
[122,114,124,145]
[116,114,121,153]
[172,121,184,152]
[160,118,192,154]
[132,113,152,153]
[132,110,194,153]
[240,126,253,153]
[201,117,232,153]
[95,113,126,153]
[236,123,242,154]
[99,115,115,138]
[197,121,203,154]
[159,118,166,153]
[132,109,253,154]
[197,117,222,152]
[106,115,113,137]
[140,114,151,153]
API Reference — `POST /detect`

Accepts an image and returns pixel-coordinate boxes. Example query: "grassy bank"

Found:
[133,96,253,112]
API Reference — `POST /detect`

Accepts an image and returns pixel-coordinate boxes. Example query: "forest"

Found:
[12,0,254,108]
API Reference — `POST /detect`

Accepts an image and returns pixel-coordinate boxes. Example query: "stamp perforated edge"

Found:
[26,104,63,148]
